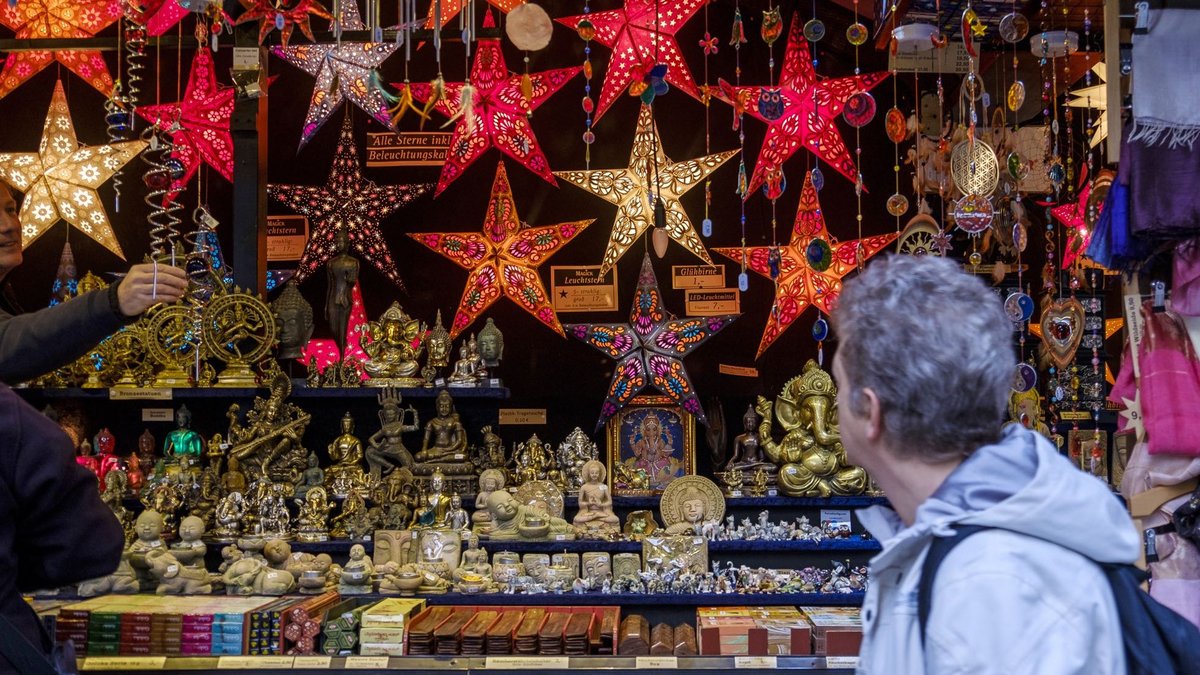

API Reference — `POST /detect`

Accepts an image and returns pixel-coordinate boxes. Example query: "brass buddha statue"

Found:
[415,390,472,475]
[325,412,367,497]
[361,301,427,387]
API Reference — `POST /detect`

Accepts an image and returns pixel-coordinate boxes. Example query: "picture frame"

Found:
[1068,429,1109,481]
[607,395,695,496]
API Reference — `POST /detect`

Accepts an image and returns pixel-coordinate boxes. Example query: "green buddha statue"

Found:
[164,405,204,460]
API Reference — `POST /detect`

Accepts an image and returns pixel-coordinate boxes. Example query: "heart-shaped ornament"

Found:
[1040,298,1084,369]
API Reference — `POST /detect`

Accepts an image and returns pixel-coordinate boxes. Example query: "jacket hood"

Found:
[864,425,1139,565]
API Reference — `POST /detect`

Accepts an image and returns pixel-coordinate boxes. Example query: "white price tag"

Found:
[734,656,777,668]
[825,656,860,668]
[292,656,332,668]
[82,657,167,670]
[218,656,294,669]
[345,656,390,669]
[485,656,570,669]
[636,656,678,668]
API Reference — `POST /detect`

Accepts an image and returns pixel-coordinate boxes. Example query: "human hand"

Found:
[116,263,188,316]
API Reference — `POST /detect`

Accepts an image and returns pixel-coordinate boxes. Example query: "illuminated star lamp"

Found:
[0,81,147,260]
[423,0,521,31]
[1064,63,1108,149]
[567,252,737,430]
[555,104,737,273]
[302,281,368,374]
[0,0,119,99]
[137,48,235,195]
[273,0,396,149]
[713,14,888,198]
[236,0,331,46]
[1051,182,1096,270]
[557,0,707,121]
[409,161,593,338]
[407,13,579,195]
[712,172,898,358]
[267,112,433,288]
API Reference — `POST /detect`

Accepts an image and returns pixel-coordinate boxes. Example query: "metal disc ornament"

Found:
[1004,292,1035,323]
[950,140,1000,197]
[952,194,994,235]
[843,92,877,128]
[999,13,1030,43]
[846,22,868,46]
[1007,81,1025,112]
[812,317,829,341]
[1012,362,1038,393]
[885,108,907,143]
[886,193,909,217]
[1013,221,1028,252]
[806,238,833,272]
[811,166,824,191]
[803,19,825,42]
[1007,152,1025,180]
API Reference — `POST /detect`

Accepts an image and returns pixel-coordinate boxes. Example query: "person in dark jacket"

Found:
[0,180,188,383]
[0,383,125,672]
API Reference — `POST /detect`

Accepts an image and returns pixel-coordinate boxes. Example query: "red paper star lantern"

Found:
[714,14,887,199]
[0,0,119,99]
[1052,183,1097,270]
[236,0,331,46]
[137,48,235,193]
[302,281,368,374]
[409,161,593,338]
[143,0,188,36]
[268,113,433,288]
[557,0,706,122]
[406,14,578,196]
[712,172,897,358]
[423,0,521,32]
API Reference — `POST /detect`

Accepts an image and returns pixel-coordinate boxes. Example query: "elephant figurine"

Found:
[77,552,140,597]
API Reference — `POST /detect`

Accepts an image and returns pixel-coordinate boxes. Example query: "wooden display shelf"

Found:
[14,386,511,400]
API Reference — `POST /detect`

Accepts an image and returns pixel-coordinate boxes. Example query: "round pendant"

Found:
[1013,221,1028,253]
[1004,292,1035,323]
[953,194,994,235]
[846,22,868,46]
[1012,363,1038,393]
[885,107,907,143]
[1048,162,1066,186]
[812,317,829,342]
[811,166,825,192]
[803,19,826,42]
[806,238,833,272]
[1007,81,1026,112]
[843,92,877,128]
[968,251,983,266]
[999,12,1030,43]
[886,193,910,217]
[1007,152,1024,180]
[576,19,595,41]
[164,157,186,180]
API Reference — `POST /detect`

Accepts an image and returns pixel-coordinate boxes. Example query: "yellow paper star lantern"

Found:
[0,81,146,260]
[1065,63,1107,149]
[555,104,738,273]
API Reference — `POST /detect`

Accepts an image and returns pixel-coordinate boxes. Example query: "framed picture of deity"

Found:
[607,395,695,496]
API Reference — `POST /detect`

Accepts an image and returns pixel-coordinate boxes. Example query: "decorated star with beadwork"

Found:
[410,162,592,338]
[713,172,897,358]
[568,253,736,429]
[407,13,578,195]
[236,0,331,46]
[556,104,737,273]
[273,0,396,149]
[0,0,119,99]
[136,48,236,193]
[557,0,706,122]
[714,14,887,199]
[267,113,433,288]
[0,81,146,259]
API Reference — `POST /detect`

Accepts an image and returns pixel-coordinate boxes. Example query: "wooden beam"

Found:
[1104,0,1122,161]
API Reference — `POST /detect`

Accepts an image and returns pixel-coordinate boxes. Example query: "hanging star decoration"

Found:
[714,14,888,199]
[558,0,706,121]
[303,281,368,372]
[1065,63,1108,149]
[0,0,119,99]
[236,0,331,46]
[267,113,433,287]
[145,0,189,36]
[409,162,592,338]
[136,48,236,194]
[567,253,735,429]
[1051,182,1095,270]
[423,0,521,32]
[0,81,146,259]
[556,104,737,273]
[713,172,898,358]
[407,13,578,195]
[274,0,396,149]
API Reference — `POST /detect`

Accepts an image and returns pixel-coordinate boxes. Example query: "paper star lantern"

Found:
[1065,63,1108,149]
[557,0,706,122]
[1052,182,1096,270]
[0,81,146,259]
[236,0,331,46]
[136,48,235,194]
[407,14,579,195]
[302,281,368,373]
[267,112,433,288]
[423,0,521,31]
[556,104,737,273]
[714,14,887,198]
[145,0,189,36]
[273,0,396,149]
[410,162,592,338]
[713,172,897,358]
[568,253,735,429]
[0,0,119,99]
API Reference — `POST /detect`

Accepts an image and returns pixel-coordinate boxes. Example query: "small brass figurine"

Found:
[295,486,334,542]
[415,390,472,475]
[723,405,777,484]
[365,388,419,475]
[361,301,427,387]
[325,412,367,497]
[446,338,481,386]
[557,427,599,495]
[477,317,503,374]
[410,469,452,528]
[424,310,452,382]
[227,374,311,484]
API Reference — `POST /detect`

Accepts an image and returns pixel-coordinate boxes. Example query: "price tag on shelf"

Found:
[734,656,778,669]
[345,656,390,669]
[82,657,166,670]
[825,656,860,668]
[292,655,333,668]
[217,656,294,669]
[485,656,570,669]
[109,387,173,401]
[636,656,678,668]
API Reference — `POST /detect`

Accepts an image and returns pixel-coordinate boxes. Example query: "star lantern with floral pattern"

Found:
[0,81,147,259]
[714,14,888,199]
[567,253,736,429]
[423,0,521,31]
[1052,182,1100,270]
[557,0,706,122]
[267,113,433,288]
[273,0,396,149]
[406,13,579,195]
[136,48,235,195]
[713,172,897,358]
[556,104,737,273]
[0,0,119,99]
[409,162,592,338]
[236,0,331,46]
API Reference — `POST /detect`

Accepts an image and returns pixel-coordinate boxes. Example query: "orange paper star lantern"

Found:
[0,0,119,99]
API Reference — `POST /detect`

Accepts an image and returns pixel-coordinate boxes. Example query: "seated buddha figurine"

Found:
[573,460,620,536]
[325,412,366,497]
[410,469,452,529]
[361,302,426,387]
[163,406,203,466]
[415,390,471,474]
[722,405,777,479]
[446,338,479,387]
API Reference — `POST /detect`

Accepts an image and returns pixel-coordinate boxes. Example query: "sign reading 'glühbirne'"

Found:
[266,215,308,262]
[685,288,740,316]
[672,264,725,289]
[550,265,619,312]
[366,132,452,167]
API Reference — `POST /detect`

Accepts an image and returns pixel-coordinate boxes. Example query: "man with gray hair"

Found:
[832,255,1138,674]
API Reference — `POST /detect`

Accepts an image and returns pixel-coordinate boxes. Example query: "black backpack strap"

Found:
[917,524,993,648]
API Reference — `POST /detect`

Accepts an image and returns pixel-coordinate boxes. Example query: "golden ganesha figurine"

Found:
[362,301,427,387]
[755,360,869,497]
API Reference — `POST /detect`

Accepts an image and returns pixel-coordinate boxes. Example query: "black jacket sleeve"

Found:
[0,285,127,384]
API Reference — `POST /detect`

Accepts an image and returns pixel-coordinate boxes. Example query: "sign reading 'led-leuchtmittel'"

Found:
[366,132,452,167]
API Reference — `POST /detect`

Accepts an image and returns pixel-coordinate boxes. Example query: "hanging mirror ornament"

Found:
[803,18,825,42]
[950,140,1000,197]
[885,107,908,143]
[805,238,832,272]
[507,3,553,51]
[953,194,994,235]
[811,166,824,191]
[1013,221,1028,252]
[1007,81,1025,112]
[999,13,1029,43]
[1007,152,1025,180]
[843,92,876,128]
[886,193,909,217]
[846,22,868,46]
[1012,362,1038,393]
[1004,292,1036,323]
[761,7,783,45]
[812,317,829,341]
